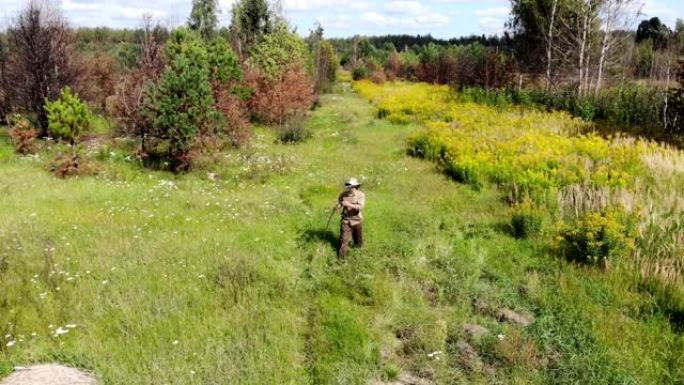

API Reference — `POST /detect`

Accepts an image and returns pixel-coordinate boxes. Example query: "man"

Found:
[337,178,365,258]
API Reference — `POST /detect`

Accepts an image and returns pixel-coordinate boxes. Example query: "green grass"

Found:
[0,84,682,384]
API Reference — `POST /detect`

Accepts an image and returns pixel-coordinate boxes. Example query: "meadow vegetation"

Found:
[0,72,684,384]
[1,0,684,384]
[356,78,684,340]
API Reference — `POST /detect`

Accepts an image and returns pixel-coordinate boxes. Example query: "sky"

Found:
[0,0,683,39]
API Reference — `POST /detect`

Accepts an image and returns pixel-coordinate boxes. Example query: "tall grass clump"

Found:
[637,214,684,317]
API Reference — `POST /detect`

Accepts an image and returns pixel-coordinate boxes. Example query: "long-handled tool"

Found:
[325,204,340,233]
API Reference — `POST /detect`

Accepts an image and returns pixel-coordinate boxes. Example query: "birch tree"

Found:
[556,0,602,96]
[509,0,573,88]
[188,0,219,40]
[594,0,639,93]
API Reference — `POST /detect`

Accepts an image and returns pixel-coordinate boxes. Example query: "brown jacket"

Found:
[339,189,365,226]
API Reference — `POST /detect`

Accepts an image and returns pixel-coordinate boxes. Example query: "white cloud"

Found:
[640,0,680,27]
[385,1,426,15]
[357,1,450,30]
[62,0,99,12]
[475,6,510,34]
[281,0,372,12]
[475,6,510,18]
[360,9,449,29]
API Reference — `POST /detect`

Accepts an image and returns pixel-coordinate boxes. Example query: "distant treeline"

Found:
[329,33,512,53]
[338,14,684,140]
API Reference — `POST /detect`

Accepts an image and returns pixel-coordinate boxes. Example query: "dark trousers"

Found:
[339,221,363,258]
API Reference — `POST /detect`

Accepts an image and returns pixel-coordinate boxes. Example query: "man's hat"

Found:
[345,178,361,187]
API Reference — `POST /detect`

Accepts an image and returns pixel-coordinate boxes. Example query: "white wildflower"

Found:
[497,334,506,341]
[6,340,15,347]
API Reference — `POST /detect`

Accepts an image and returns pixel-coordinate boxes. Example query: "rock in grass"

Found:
[471,298,492,316]
[397,372,434,385]
[497,308,534,327]
[462,323,490,342]
[0,364,97,385]
[456,341,484,372]
[369,372,434,385]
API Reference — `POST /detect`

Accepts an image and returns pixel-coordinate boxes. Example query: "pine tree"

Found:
[229,0,273,53]
[188,0,219,40]
[144,29,219,172]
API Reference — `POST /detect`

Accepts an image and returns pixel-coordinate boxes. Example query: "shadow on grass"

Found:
[491,221,515,237]
[300,228,339,251]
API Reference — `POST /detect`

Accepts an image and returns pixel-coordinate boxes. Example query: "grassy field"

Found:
[1,80,683,384]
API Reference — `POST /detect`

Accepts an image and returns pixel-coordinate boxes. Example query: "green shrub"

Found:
[574,98,597,121]
[511,201,545,239]
[352,66,370,81]
[278,118,312,144]
[45,87,92,144]
[248,24,309,80]
[559,210,636,267]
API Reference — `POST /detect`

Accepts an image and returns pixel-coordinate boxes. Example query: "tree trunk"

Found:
[584,9,594,94]
[664,57,671,130]
[578,3,589,96]
[546,0,559,91]
[595,2,614,94]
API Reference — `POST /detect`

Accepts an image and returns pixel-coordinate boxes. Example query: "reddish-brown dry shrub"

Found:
[385,52,402,81]
[248,66,315,128]
[370,70,387,84]
[8,114,38,154]
[214,87,251,147]
[49,149,95,178]
[108,22,164,139]
[78,51,119,111]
